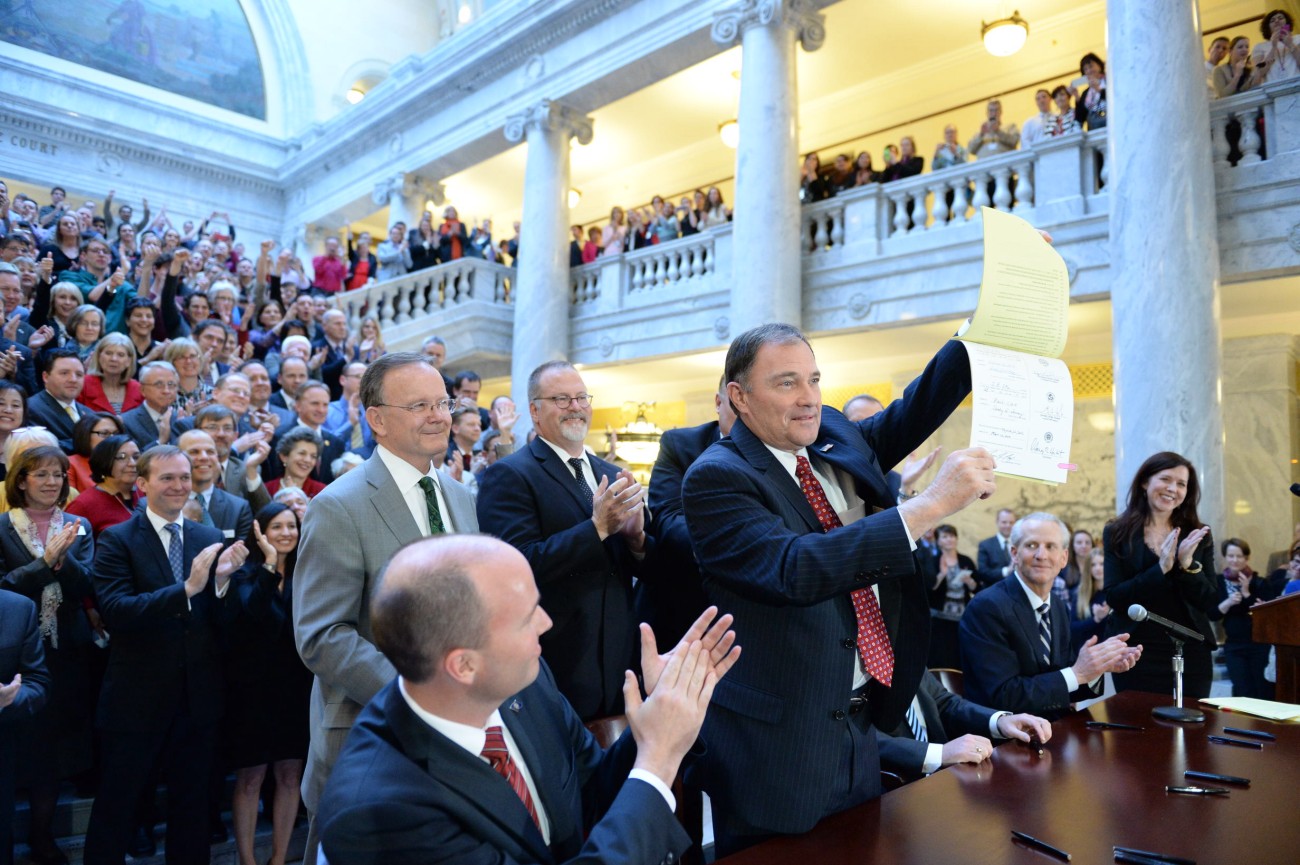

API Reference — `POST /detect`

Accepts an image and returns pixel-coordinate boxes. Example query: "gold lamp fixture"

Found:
[981,10,1029,57]
[608,402,664,469]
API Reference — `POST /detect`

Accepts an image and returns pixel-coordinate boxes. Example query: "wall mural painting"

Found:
[2,0,266,120]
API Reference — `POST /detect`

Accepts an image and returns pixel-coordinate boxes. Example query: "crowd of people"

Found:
[570,187,733,265]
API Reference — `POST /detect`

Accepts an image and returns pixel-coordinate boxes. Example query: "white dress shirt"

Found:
[538,436,598,492]
[144,506,230,601]
[915,697,1009,775]
[375,445,456,535]
[1012,573,1089,692]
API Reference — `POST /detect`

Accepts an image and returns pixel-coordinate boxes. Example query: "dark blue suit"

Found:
[975,534,1012,587]
[0,593,49,865]
[83,513,228,865]
[959,574,1093,718]
[477,437,651,720]
[874,671,997,779]
[318,664,689,865]
[26,389,88,453]
[643,420,720,649]
[681,339,970,837]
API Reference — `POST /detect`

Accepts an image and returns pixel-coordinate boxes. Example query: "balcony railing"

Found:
[336,258,514,334]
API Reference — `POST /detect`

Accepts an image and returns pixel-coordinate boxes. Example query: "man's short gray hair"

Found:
[1009,512,1071,547]
[422,335,446,349]
[527,360,576,402]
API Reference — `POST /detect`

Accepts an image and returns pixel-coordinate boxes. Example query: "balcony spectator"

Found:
[67,304,105,364]
[311,236,348,295]
[644,196,674,244]
[1205,36,1230,96]
[38,215,83,279]
[81,333,142,415]
[375,223,412,281]
[468,219,494,261]
[828,153,856,195]
[1049,86,1080,136]
[67,412,124,493]
[345,231,376,290]
[1072,53,1108,130]
[676,196,699,237]
[407,213,437,273]
[1214,36,1259,97]
[1254,10,1300,83]
[932,126,969,171]
[847,151,877,187]
[1021,89,1056,147]
[101,190,150,236]
[0,444,96,865]
[602,205,629,254]
[700,186,732,228]
[568,224,584,266]
[436,206,469,262]
[582,226,603,263]
[883,136,925,181]
[799,152,830,203]
[356,315,386,364]
[626,207,652,250]
[968,100,1020,157]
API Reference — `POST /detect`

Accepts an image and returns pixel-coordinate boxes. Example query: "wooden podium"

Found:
[1252,591,1300,702]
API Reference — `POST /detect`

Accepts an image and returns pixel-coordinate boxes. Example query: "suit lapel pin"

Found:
[509,699,522,713]
[820,443,834,452]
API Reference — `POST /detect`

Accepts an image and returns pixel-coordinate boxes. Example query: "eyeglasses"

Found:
[113,452,140,462]
[91,428,117,437]
[376,399,456,415]
[27,471,66,481]
[532,393,594,409]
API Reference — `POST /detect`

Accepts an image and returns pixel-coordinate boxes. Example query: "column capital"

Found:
[503,100,594,146]
[711,0,825,51]
[371,173,443,207]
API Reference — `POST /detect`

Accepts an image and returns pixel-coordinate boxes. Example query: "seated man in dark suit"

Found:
[318,533,738,865]
[960,512,1142,718]
[642,376,735,649]
[975,508,1017,588]
[177,429,254,540]
[25,348,89,453]
[120,361,180,450]
[82,446,249,865]
[477,361,651,721]
[875,670,1049,781]
[0,592,49,865]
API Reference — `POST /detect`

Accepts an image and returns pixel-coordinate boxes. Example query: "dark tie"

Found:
[214,467,226,490]
[192,493,215,528]
[164,523,184,583]
[567,457,594,509]
[795,455,894,686]
[416,476,446,535]
[1036,602,1052,667]
[481,725,540,829]
[906,701,927,742]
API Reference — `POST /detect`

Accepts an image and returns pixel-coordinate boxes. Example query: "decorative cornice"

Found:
[711,0,825,51]
[503,100,594,145]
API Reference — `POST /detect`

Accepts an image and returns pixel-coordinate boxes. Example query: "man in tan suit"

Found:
[293,352,478,862]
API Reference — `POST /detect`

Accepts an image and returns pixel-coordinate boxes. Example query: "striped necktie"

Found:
[1036,602,1052,667]
[481,725,540,829]
[906,701,927,742]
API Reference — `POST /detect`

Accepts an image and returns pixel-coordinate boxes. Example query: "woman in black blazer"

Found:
[925,523,977,669]
[0,444,95,864]
[1103,451,1217,699]
[226,503,312,865]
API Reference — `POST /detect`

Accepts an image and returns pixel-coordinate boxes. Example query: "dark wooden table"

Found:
[720,691,1300,864]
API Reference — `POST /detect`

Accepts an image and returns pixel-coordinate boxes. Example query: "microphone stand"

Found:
[1151,636,1206,723]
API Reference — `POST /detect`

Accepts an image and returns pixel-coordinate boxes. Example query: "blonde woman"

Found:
[163,337,212,413]
[356,315,386,363]
[81,333,142,415]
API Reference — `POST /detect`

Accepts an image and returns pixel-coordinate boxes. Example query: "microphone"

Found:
[1291,483,1300,497]
[1128,604,1204,642]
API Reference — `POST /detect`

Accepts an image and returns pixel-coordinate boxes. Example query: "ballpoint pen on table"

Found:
[1165,785,1229,796]
[1207,734,1263,750]
[1012,830,1071,861]
[1221,726,1275,741]
[1184,769,1249,785]
[1113,845,1196,865]
[1086,721,1145,731]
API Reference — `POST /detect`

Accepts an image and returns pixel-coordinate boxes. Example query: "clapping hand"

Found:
[27,325,54,351]
[1177,526,1210,570]
[0,674,21,710]
[41,522,80,569]
[640,605,740,696]
[251,520,277,563]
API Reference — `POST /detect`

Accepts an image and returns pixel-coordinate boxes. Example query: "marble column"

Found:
[372,173,443,231]
[712,0,824,337]
[1108,0,1225,533]
[504,100,593,413]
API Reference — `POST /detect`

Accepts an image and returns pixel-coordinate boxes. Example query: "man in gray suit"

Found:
[293,351,478,862]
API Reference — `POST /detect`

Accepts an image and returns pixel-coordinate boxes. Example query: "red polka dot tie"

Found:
[795,455,894,686]
[481,725,541,830]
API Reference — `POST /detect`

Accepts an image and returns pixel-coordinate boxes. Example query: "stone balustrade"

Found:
[353,78,1300,369]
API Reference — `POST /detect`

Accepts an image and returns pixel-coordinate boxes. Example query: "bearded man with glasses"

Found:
[477,360,651,721]
[291,351,478,864]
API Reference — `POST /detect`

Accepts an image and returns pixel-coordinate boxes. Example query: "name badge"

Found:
[222,529,235,539]
[76,523,86,536]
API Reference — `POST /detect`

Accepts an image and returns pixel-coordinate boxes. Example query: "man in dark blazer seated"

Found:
[0,592,49,865]
[26,348,89,453]
[317,533,738,865]
[874,670,1049,781]
[82,446,249,865]
[477,360,651,721]
[975,508,1017,588]
[959,512,1142,719]
[121,361,180,450]
[681,323,995,854]
[642,376,735,650]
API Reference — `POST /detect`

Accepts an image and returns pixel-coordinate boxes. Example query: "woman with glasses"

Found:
[67,305,106,364]
[67,413,124,494]
[0,445,95,865]
[163,337,212,413]
[266,428,325,499]
[65,435,141,538]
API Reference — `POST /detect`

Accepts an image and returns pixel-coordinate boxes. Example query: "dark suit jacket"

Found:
[140,488,252,541]
[642,420,719,649]
[477,437,651,720]
[222,455,272,514]
[0,336,37,397]
[875,671,997,778]
[119,404,178,451]
[0,513,95,650]
[310,338,358,401]
[92,513,228,732]
[0,592,48,865]
[1102,523,1218,646]
[959,574,1091,718]
[975,534,1012,587]
[26,389,88,452]
[680,338,970,834]
[317,663,689,865]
